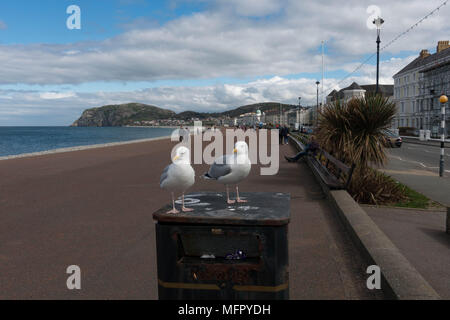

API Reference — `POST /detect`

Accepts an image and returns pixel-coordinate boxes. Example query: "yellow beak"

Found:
[173,155,180,161]
[233,148,237,153]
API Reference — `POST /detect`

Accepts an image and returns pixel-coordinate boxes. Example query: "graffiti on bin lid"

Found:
[174,198,208,206]
[226,250,246,260]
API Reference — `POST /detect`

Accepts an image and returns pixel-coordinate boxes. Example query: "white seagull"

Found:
[203,141,251,204]
[160,146,195,214]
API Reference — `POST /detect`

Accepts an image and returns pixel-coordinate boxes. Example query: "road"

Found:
[388,143,450,177]
[381,142,450,206]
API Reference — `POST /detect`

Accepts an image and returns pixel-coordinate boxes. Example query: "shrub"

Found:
[316,94,398,204]
[348,169,406,205]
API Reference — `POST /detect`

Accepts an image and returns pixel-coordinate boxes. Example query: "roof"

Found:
[343,82,364,91]
[327,89,344,100]
[326,82,393,102]
[327,89,337,97]
[360,84,393,96]
[394,46,450,77]
[421,58,450,73]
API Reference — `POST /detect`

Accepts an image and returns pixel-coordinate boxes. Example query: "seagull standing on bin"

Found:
[160,146,195,214]
[203,141,251,204]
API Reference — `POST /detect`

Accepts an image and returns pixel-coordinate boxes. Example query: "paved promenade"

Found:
[364,206,449,299]
[0,137,381,299]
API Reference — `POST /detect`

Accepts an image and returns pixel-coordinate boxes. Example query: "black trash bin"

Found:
[153,192,290,300]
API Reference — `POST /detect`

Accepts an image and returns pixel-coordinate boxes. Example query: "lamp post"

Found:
[279,102,282,126]
[298,97,302,130]
[373,16,384,95]
[439,94,448,177]
[316,81,320,125]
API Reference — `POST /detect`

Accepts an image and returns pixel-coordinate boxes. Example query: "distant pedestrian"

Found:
[179,126,184,142]
[278,125,284,145]
[283,126,290,145]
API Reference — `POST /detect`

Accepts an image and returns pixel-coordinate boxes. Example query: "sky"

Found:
[0,0,449,125]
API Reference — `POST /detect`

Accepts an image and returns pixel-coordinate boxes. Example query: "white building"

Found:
[283,107,313,128]
[236,111,265,126]
[326,82,393,105]
[393,40,450,131]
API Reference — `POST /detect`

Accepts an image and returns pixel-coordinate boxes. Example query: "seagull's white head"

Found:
[233,141,249,156]
[173,146,191,164]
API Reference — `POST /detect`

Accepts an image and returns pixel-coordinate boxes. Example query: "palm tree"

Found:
[316,94,396,170]
[315,94,399,204]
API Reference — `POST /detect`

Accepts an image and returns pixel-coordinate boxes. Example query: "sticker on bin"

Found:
[226,250,246,260]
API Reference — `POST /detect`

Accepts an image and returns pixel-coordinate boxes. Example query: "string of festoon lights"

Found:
[323,0,448,94]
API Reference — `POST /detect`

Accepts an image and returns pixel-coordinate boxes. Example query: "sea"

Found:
[0,126,176,157]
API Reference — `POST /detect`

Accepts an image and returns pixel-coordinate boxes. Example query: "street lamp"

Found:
[439,94,448,177]
[316,81,320,125]
[298,97,302,130]
[373,16,384,94]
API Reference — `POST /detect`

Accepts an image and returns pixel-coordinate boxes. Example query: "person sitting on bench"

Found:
[285,137,319,162]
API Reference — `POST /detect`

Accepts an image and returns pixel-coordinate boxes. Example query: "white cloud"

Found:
[0,53,413,125]
[0,0,447,86]
[1,0,449,125]
[217,0,281,17]
[40,92,77,99]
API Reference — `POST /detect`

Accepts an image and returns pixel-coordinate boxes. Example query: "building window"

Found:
[401,102,405,113]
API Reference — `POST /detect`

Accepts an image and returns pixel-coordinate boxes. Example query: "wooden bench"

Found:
[289,135,355,190]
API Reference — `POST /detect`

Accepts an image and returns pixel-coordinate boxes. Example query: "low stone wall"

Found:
[289,135,441,300]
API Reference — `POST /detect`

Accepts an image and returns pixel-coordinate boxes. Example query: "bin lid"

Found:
[153,192,290,226]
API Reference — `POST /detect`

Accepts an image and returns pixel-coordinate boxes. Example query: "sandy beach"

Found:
[0,135,378,299]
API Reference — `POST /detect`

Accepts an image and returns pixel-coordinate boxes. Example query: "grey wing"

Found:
[160,165,171,186]
[208,155,232,179]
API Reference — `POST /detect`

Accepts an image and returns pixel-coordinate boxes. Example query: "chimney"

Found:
[437,40,450,53]
[419,49,430,58]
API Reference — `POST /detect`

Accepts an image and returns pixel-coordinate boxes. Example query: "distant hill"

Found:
[71,101,298,127]
[71,103,176,127]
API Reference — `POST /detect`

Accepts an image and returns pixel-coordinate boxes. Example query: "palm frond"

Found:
[316,94,396,169]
